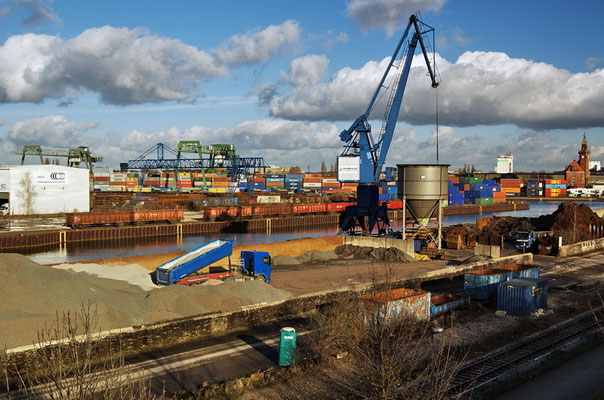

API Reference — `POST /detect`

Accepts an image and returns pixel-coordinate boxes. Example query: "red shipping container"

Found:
[500,179,522,187]
[387,200,403,209]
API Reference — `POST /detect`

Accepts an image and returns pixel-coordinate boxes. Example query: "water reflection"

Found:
[25,201,604,265]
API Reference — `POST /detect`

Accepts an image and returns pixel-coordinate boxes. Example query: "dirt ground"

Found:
[270,258,449,295]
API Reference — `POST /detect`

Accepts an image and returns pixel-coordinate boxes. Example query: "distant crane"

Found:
[337,13,440,235]
[122,143,268,193]
[14,145,103,173]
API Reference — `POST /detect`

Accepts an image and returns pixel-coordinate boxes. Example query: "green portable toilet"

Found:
[278,327,297,366]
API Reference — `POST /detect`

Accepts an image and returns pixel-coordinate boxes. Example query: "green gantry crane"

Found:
[174,141,238,192]
[14,145,103,173]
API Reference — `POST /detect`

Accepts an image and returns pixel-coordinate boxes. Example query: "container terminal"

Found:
[1,14,603,400]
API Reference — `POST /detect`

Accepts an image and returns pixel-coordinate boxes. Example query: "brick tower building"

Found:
[578,133,590,186]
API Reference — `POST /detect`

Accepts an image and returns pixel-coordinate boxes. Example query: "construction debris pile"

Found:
[0,254,293,349]
[482,203,604,245]
[442,224,480,249]
[334,245,416,262]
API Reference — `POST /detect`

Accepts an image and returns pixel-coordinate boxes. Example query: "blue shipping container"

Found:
[378,193,391,202]
[498,264,540,279]
[497,278,548,315]
[464,268,514,300]
[430,293,470,316]
[361,288,431,322]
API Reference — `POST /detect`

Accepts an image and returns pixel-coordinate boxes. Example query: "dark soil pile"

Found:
[334,245,415,262]
[481,203,603,245]
[442,224,480,248]
[460,254,492,264]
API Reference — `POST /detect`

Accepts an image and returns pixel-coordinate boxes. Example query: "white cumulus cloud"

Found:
[7,115,99,147]
[269,51,604,130]
[0,26,225,105]
[213,20,300,66]
[346,0,446,36]
[287,54,329,87]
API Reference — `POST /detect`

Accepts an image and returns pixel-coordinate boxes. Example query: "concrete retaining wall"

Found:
[343,236,415,254]
[558,237,604,257]
[475,244,501,259]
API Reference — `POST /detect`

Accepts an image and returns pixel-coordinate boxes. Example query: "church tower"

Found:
[578,133,590,185]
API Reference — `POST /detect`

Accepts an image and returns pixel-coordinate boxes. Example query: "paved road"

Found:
[5,326,304,398]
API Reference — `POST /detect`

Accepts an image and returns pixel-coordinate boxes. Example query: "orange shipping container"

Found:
[501,187,520,193]
[500,179,522,187]
[545,179,567,185]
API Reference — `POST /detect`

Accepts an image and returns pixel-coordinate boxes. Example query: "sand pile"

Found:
[0,254,293,349]
[53,262,157,291]
[0,254,150,348]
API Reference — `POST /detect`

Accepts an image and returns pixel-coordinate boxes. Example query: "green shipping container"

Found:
[278,327,297,366]
[465,177,483,184]
[475,197,494,205]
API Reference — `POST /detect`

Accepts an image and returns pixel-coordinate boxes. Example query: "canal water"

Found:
[26,201,604,265]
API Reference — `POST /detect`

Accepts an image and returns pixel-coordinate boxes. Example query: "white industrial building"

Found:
[589,160,601,171]
[0,165,90,215]
[495,154,514,174]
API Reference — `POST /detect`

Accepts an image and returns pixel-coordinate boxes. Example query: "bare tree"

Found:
[306,267,464,400]
[1,304,158,399]
[16,171,37,215]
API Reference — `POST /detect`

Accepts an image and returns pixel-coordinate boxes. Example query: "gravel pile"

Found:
[0,254,293,349]
[334,244,415,262]
[272,250,339,266]
[460,254,492,265]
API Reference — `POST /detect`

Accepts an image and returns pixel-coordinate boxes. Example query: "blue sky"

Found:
[0,0,602,173]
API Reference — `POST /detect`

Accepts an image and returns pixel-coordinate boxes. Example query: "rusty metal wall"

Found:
[0,214,340,250]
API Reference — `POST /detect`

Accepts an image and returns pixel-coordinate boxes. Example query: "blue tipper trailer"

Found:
[156,239,234,285]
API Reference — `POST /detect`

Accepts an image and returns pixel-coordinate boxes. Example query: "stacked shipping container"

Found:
[526,179,542,197]
[448,176,505,206]
[544,179,567,197]
[499,179,521,197]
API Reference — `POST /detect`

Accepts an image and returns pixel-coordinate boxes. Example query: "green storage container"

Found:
[475,197,494,205]
[278,327,297,366]
[465,177,483,184]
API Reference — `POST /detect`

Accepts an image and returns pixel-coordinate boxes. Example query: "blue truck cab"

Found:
[240,251,272,283]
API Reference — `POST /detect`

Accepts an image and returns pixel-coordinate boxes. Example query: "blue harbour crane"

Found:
[337,13,440,235]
